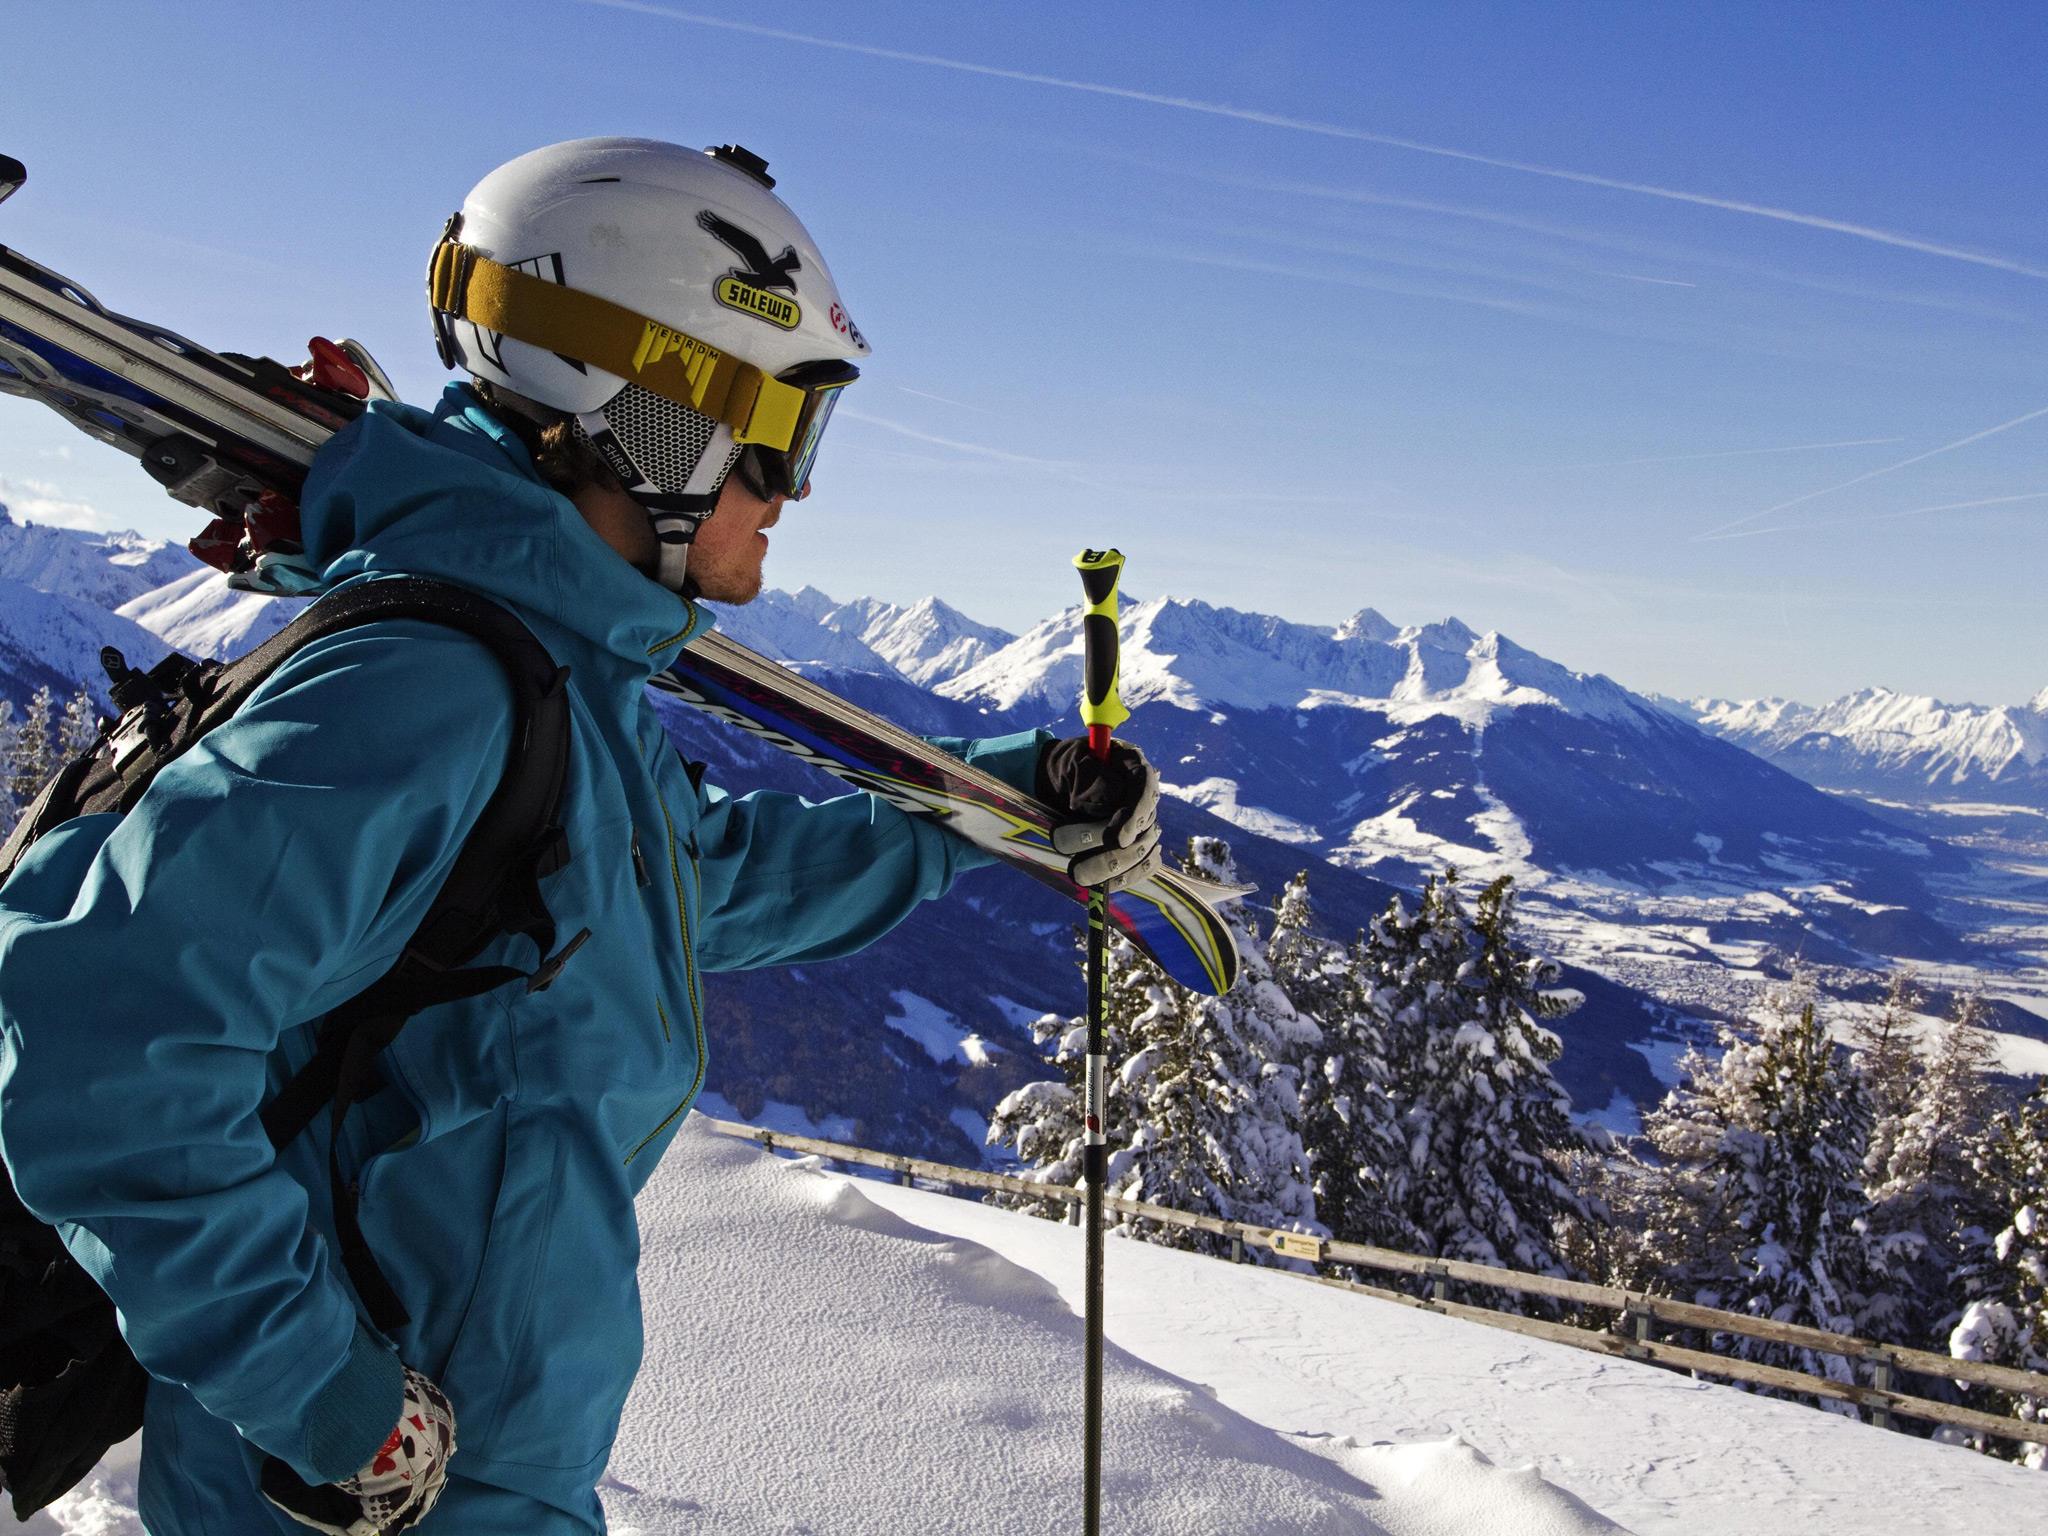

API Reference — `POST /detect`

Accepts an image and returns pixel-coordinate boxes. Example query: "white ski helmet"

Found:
[428,137,869,590]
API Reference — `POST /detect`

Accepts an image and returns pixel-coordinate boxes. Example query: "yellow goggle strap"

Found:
[427,239,805,451]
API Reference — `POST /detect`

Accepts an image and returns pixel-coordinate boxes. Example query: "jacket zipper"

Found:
[625,795,707,1165]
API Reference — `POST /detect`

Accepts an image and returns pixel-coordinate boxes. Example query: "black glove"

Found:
[1036,737,1163,893]
[262,1366,456,1535]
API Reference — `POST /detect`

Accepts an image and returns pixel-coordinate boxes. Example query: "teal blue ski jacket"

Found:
[0,384,1044,1532]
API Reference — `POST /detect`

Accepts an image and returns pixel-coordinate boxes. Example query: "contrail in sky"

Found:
[840,408,1084,470]
[1695,404,2048,541]
[1557,437,1902,470]
[585,0,2048,281]
[1710,489,2048,539]
[892,385,996,415]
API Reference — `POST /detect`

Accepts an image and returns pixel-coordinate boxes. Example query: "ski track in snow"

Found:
[12,1114,2046,1536]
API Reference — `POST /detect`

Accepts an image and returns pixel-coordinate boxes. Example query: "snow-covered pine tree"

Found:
[986,926,1151,1222]
[1117,837,1321,1258]
[1637,984,1874,1398]
[1855,969,1924,1192]
[1860,989,2000,1352]
[1388,873,1596,1288]
[1949,1077,2048,1465]
[1290,884,1406,1260]
[1346,884,1446,1264]
[7,684,54,811]
[0,697,17,833]
[1267,872,1331,1023]
[994,839,1322,1261]
[1556,1136,1661,1297]
[57,683,101,759]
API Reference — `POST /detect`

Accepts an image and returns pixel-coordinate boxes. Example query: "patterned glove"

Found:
[261,1366,457,1535]
[1036,737,1163,893]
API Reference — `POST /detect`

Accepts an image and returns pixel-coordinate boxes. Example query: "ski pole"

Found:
[1073,547,1127,1536]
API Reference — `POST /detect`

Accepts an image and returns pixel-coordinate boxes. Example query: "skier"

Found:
[0,138,1161,1534]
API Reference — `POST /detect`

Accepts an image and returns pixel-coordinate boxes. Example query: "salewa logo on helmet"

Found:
[699,210,802,331]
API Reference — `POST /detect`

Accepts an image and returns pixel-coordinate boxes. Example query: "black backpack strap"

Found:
[231,577,582,1331]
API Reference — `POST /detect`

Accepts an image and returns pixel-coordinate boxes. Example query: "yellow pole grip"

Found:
[1074,549,1129,753]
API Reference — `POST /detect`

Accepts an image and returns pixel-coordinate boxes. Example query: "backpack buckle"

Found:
[528,927,592,994]
[100,648,187,782]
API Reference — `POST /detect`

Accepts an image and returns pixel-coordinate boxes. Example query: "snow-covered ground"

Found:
[18,1119,2042,1535]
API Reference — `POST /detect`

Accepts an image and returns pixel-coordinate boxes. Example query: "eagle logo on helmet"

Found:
[699,210,804,331]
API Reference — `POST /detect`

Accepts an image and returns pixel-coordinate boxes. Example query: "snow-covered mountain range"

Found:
[936,594,1964,962]
[0,503,198,611]
[943,599,1645,725]
[1666,687,2048,806]
[706,584,1014,685]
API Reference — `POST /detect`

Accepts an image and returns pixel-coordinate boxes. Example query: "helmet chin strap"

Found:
[636,493,710,594]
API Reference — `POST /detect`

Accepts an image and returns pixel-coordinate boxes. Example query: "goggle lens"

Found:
[732,363,856,500]
[785,380,848,495]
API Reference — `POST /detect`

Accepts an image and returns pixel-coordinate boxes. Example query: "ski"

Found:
[0,157,1243,993]
[646,640,1242,992]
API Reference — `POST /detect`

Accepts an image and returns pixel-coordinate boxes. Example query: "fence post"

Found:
[1429,1266,1449,1304]
[1871,1360,1894,1432]
[1634,1306,1652,1344]
[897,1162,913,1187]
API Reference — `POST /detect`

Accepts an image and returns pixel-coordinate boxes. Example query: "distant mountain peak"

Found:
[783,585,841,624]
[1334,607,1397,644]
[807,590,1015,688]
[1407,615,1478,648]
[1693,684,2048,797]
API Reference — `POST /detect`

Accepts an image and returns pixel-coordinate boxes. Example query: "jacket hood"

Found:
[298,383,707,688]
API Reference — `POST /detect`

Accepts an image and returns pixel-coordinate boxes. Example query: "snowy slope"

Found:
[1680,687,2048,805]
[0,576,174,713]
[0,503,199,610]
[115,567,307,660]
[22,1120,2040,1536]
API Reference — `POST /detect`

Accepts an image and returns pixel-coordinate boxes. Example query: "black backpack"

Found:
[0,575,586,1520]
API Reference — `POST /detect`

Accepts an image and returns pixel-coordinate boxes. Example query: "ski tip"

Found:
[0,156,25,208]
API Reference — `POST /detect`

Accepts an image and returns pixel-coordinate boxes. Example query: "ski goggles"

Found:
[730,358,855,500]
[428,236,857,475]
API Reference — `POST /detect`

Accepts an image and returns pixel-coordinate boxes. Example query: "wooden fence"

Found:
[699,1115,2048,1449]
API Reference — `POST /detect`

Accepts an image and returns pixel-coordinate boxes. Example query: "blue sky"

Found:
[2,2,2043,704]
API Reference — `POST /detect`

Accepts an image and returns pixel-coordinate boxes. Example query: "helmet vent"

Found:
[602,382,740,493]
